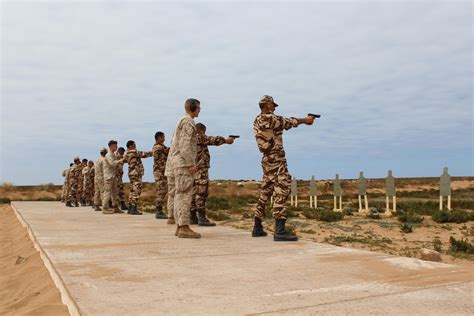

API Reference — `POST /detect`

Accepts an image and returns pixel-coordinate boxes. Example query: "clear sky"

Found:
[1,1,472,185]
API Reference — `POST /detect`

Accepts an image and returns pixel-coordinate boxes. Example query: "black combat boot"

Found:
[66,201,73,207]
[197,209,216,226]
[75,202,80,207]
[80,198,86,207]
[128,204,142,215]
[273,218,298,241]
[108,200,113,208]
[120,201,127,211]
[190,209,198,225]
[252,217,268,237]
[94,205,102,212]
[155,206,167,219]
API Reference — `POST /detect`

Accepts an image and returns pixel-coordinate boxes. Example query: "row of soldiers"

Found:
[61,128,234,225]
[62,95,316,241]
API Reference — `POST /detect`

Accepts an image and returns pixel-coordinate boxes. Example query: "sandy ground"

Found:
[0,205,68,316]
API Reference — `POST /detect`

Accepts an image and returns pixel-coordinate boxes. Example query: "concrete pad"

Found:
[11,202,474,316]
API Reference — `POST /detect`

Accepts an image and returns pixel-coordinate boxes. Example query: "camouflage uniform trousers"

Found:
[117,174,125,203]
[154,171,168,208]
[67,179,79,205]
[255,156,291,220]
[128,176,143,206]
[167,168,194,225]
[102,177,119,208]
[191,168,209,211]
[94,178,104,206]
[84,180,94,205]
[61,182,67,202]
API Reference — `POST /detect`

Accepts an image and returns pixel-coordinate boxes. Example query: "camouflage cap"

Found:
[259,95,279,107]
[73,156,80,161]
[100,148,107,154]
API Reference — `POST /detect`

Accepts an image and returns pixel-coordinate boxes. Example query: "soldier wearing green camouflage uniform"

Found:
[116,147,127,210]
[252,95,315,241]
[124,140,152,215]
[152,132,169,219]
[165,98,201,238]
[102,140,125,214]
[66,157,82,207]
[93,148,107,211]
[190,123,234,226]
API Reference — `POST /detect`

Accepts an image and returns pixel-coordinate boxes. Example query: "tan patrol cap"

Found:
[73,156,80,162]
[259,95,279,107]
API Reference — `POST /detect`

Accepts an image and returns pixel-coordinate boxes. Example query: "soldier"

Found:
[152,131,169,219]
[252,95,315,241]
[124,140,152,215]
[61,163,73,203]
[102,140,126,214]
[81,161,91,205]
[83,161,95,206]
[116,147,127,210]
[93,148,107,212]
[78,158,88,206]
[165,98,201,238]
[66,157,82,207]
[190,123,234,226]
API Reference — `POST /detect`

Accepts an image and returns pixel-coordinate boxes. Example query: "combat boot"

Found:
[113,205,124,214]
[197,209,216,226]
[94,205,102,212]
[190,209,198,225]
[155,206,167,219]
[102,208,114,214]
[177,225,201,239]
[167,217,175,225]
[66,201,73,207]
[252,217,268,237]
[273,218,298,242]
[80,198,86,207]
[175,226,179,236]
[120,201,128,211]
[75,202,80,207]
[128,204,142,215]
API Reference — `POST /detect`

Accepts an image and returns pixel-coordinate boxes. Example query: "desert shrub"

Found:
[397,213,424,224]
[207,197,231,211]
[399,223,414,233]
[0,182,15,192]
[397,201,439,215]
[433,237,443,253]
[449,236,474,254]
[301,229,316,234]
[317,210,344,222]
[343,206,354,216]
[432,210,472,224]
[37,196,57,201]
[0,198,11,204]
[207,210,231,221]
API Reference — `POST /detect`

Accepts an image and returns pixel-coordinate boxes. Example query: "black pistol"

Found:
[308,113,321,118]
[229,135,240,139]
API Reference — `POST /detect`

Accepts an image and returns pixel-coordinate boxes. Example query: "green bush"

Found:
[207,210,231,221]
[397,213,424,224]
[399,223,414,233]
[0,198,11,204]
[206,197,231,211]
[433,237,443,253]
[449,236,474,254]
[432,210,472,224]
[302,208,344,222]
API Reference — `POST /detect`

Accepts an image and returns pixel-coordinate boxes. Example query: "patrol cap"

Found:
[259,95,278,108]
[100,148,107,154]
[73,156,80,162]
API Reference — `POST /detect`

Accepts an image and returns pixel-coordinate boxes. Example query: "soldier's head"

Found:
[259,95,278,113]
[88,161,94,167]
[108,140,118,152]
[118,147,125,155]
[126,140,136,150]
[74,157,80,164]
[185,98,201,118]
[100,148,107,157]
[195,123,206,135]
[155,131,165,144]
[82,159,88,165]
[69,163,73,167]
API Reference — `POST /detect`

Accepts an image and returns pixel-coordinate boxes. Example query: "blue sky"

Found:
[1,1,472,185]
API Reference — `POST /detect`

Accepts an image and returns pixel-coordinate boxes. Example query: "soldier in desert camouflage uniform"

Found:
[83,161,95,206]
[152,131,169,219]
[165,98,201,238]
[81,161,91,205]
[93,148,107,211]
[190,123,234,226]
[66,157,82,207]
[116,147,127,210]
[124,140,152,215]
[102,140,125,214]
[252,95,315,241]
[78,158,88,206]
[61,163,73,203]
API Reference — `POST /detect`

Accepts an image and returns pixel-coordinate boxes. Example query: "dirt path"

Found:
[0,204,68,316]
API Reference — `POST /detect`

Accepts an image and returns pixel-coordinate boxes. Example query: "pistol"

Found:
[229,135,240,139]
[308,113,321,118]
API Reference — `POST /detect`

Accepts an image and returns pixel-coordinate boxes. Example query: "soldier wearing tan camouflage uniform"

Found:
[252,95,315,241]
[165,98,201,238]
[124,140,152,215]
[66,157,82,207]
[78,158,88,206]
[93,148,107,211]
[102,140,125,214]
[83,161,95,206]
[190,123,234,226]
[152,131,169,219]
[61,163,73,203]
[116,147,127,210]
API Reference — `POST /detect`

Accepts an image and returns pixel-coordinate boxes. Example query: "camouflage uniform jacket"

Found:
[69,163,82,181]
[152,143,169,176]
[253,113,299,161]
[165,114,197,176]
[116,153,125,177]
[196,133,225,169]
[103,151,123,180]
[124,149,152,178]
[95,157,105,180]
[87,166,95,184]
[82,166,90,187]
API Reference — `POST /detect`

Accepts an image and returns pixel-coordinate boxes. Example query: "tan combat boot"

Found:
[167,217,175,225]
[113,206,124,214]
[177,225,201,239]
[175,226,179,236]
[102,208,114,215]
